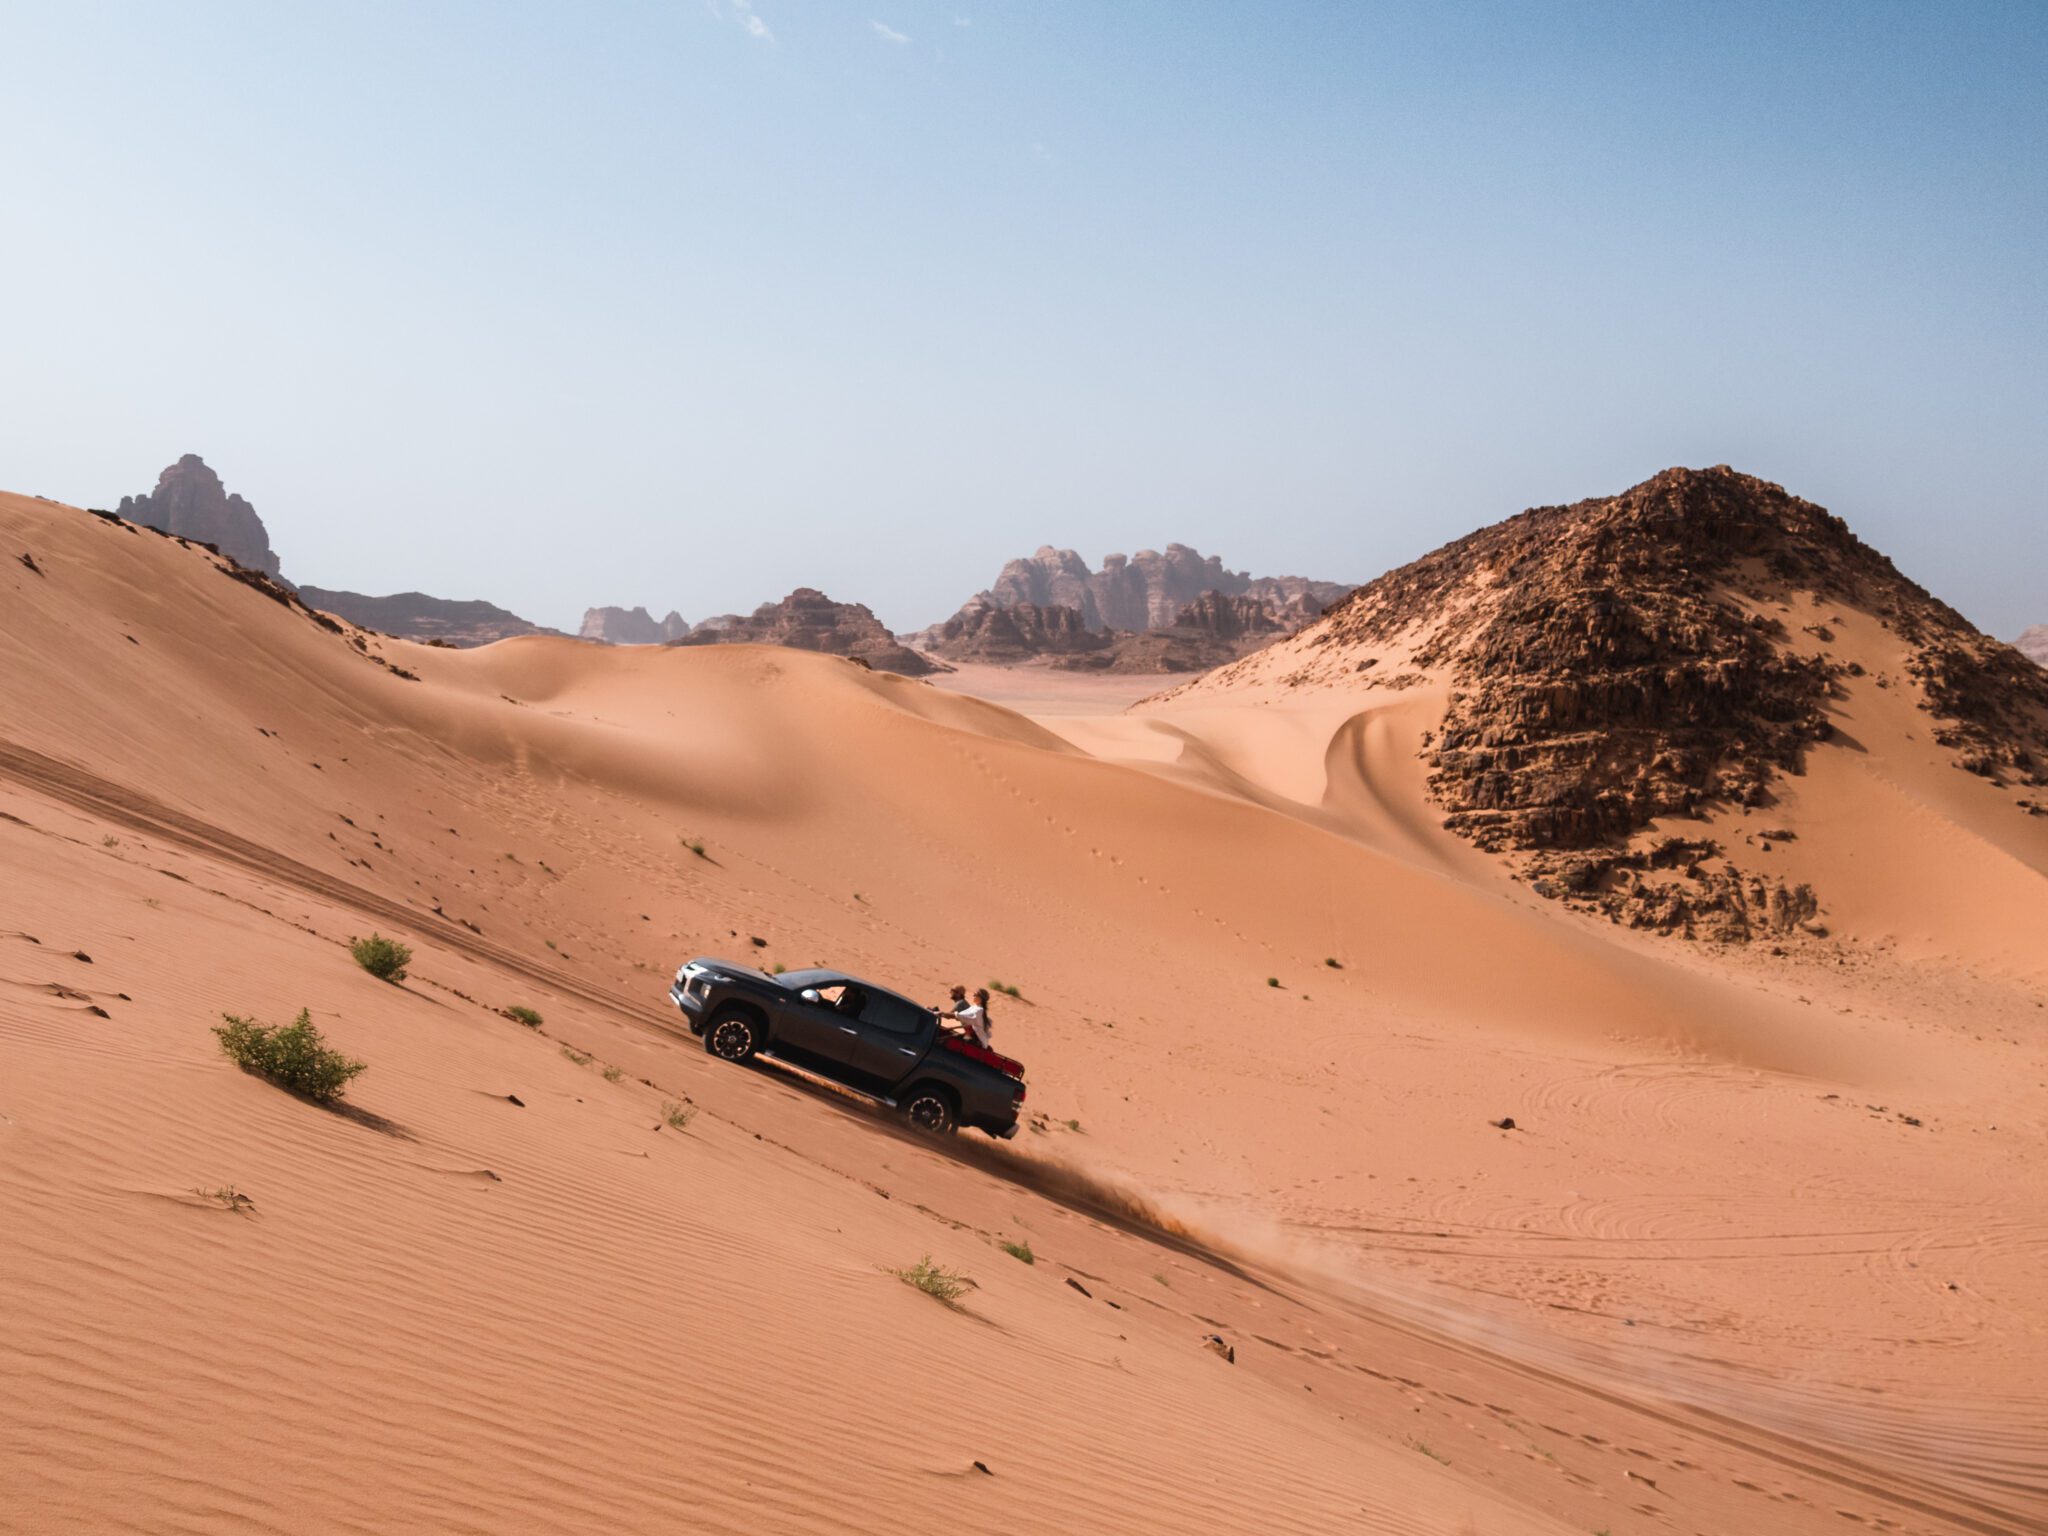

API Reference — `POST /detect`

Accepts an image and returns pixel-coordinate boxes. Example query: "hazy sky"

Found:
[2,2,2042,636]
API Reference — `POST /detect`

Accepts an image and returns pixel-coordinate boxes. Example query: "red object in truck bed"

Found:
[938,1033,1026,1082]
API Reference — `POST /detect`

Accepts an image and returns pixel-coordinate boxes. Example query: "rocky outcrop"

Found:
[978,543,1349,634]
[118,454,281,578]
[921,589,1311,674]
[2019,625,2048,667]
[918,601,1111,665]
[1059,593,1292,674]
[297,587,556,647]
[580,606,689,645]
[1187,466,2048,941]
[670,588,939,676]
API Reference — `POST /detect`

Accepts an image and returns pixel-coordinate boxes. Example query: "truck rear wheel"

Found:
[901,1084,958,1135]
[705,1008,760,1064]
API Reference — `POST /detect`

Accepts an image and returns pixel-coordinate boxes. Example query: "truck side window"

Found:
[861,995,927,1034]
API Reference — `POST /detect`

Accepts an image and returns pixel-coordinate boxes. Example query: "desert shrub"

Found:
[350,934,411,981]
[602,1064,622,1083]
[999,1239,1034,1264]
[661,1100,695,1130]
[895,1255,971,1304]
[989,980,1023,999]
[214,1010,366,1102]
[1324,957,1342,969]
[1265,976,1280,988]
[561,1045,590,1066]
[503,1005,543,1027]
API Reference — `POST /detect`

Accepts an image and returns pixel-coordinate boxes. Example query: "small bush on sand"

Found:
[602,1064,623,1083]
[1265,976,1280,988]
[681,835,707,858]
[503,1005,543,1027]
[989,980,1023,999]
[561,1045,591,1067]
[895,1255,971,1304]
[214,1010,366,1103]
[661,1100,695,1130]
[1324,957,1342,969]
[350,934,411,982]
[999,1239,1034,1264]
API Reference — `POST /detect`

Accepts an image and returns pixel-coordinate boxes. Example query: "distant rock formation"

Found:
[980,542,1350,633]
[1174,465,2048,941]
[917,600,1111,665]
[118,454,281,578]
[580,606,690,645]
[920,590,1302,674]
[670,588,939,676]
[295,587,556,647]
[2019,625,2048,666]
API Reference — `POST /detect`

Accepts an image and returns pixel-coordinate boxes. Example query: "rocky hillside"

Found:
[2019,625,2048,666]
[116,454,281,577]
[1185,466,2048,940]
[969,542,1350,634]
[671,588,939,677]
[921,591,1302,673]
[916,600,1109,665]
[298,587,556,646]
[580,606,690,645]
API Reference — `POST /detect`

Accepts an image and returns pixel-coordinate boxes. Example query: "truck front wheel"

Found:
[705,1007,761,1064]
[901,1084,958,1135]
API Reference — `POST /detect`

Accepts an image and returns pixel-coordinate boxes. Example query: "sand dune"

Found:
[4,489,2045,1534]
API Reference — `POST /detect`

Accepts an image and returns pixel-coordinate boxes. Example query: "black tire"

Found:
[901,1083,959,1135]
[704,1008,761,1063]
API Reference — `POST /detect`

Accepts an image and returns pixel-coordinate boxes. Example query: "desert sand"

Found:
[4,489,2045,1535]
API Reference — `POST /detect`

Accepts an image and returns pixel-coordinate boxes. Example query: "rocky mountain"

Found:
[916,600,1111,666]
[117,454,281,578]
[924,592,1292,674]
[1177,466,2048,941]
[581,606,690,645]
[978,543,1351,633]
[2019,625,2048,666]
[297,587,556,647]
[671,588,940,677]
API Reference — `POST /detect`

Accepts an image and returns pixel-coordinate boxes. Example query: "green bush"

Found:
[661,1100,695,1130]
[895,1255,971,1304]
[999,1239,1035,1264]
[349,934,411,981]
[503,1005,543,1027]
[214,1010,366,1103]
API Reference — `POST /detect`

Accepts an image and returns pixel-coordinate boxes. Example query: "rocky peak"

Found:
[1189,466,2048,941]
[581,606,689,645]
[117,454,281,578]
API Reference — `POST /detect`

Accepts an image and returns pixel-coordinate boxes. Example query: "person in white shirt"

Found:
[952,987,993,1049]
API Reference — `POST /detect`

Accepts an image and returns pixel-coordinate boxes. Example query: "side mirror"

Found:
[800,988,822,1004]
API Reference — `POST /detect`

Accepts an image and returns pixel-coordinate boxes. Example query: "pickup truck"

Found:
[669,958,1026,1138]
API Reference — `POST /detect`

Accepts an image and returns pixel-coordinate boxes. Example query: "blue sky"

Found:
[1,2,2041,635]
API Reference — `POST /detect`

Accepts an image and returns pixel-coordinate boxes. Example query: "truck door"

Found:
[775,979,867,1072]
[842,992,935,1093]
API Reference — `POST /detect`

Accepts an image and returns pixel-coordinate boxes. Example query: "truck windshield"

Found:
[776,969,840,991]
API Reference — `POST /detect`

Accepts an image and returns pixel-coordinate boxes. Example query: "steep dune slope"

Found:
[4,488,2046,1534]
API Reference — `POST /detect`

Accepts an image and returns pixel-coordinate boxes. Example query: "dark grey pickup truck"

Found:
[669,958,1026,1138]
